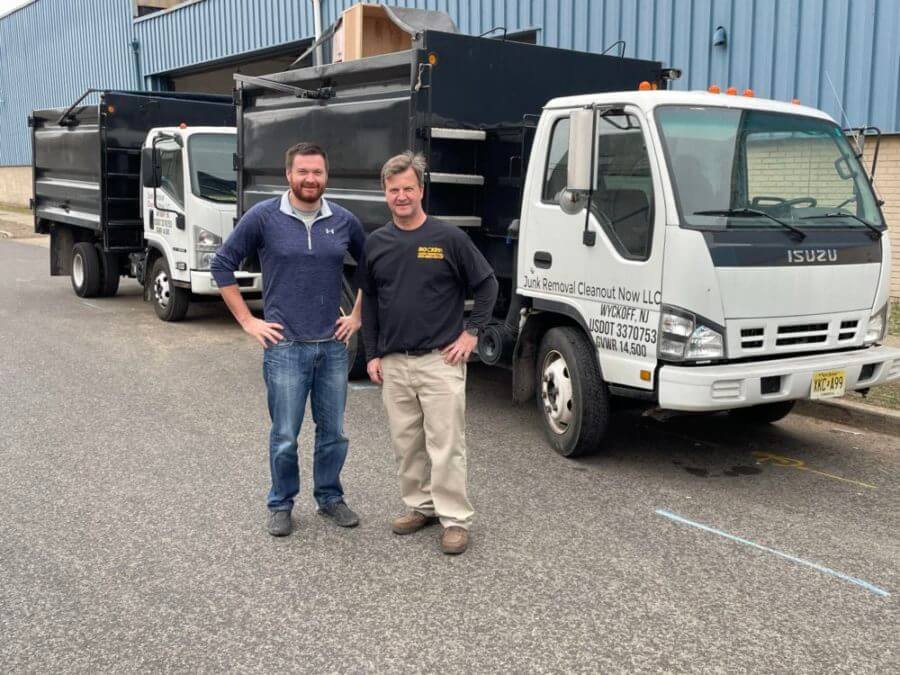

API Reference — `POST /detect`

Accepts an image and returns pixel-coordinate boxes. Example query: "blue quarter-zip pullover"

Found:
[211,192,366,341]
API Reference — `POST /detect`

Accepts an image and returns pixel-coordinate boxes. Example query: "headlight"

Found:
[194,226,222,249]
[197,250,217,270]
[864,306,887,345]
[658,305,726,361]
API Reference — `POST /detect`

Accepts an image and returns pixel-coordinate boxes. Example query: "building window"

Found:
[133,1,199,18]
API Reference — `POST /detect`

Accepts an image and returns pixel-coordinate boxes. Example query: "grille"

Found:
[740,327,764,349]
[776,322,828,346]
[839,319,859,341]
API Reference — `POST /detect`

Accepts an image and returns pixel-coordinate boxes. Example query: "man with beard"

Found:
[211,142,365,537]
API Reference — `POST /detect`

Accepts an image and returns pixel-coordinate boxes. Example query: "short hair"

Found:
[285,142,328,171]
[381,151,426,188]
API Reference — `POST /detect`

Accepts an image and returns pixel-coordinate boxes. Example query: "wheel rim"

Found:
[541,349,574,435]
[154,269,171,309]
[73,252,84,288]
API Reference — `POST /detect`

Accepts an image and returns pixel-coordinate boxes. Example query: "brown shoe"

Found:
[440,526,469,555]
[391,511,437,535]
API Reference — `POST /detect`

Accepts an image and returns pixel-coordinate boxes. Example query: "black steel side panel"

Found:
[32,90,233,250]
[237,51,413,222]
[32,105,102,230]
[420,31,663,128]
[237,31,664,276]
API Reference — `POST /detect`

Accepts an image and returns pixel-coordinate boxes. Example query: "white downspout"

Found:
[310,0,323,66]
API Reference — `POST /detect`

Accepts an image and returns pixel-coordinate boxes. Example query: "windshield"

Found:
[655,106,883,231]
[188,133,237,203]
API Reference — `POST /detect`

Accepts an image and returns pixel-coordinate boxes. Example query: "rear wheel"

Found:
[150,256,189,321]
[535,326,610,457]
[730,401,795,425]
[97,248,120,297]
[71,242,101,298]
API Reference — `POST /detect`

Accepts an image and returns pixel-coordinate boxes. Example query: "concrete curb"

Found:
[794,397,900,436]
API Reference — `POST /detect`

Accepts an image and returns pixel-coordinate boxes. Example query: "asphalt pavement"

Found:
[1,239,898,673]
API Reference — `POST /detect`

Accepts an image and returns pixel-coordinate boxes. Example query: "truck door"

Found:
[519,105,666,390]
[144,137,190,282]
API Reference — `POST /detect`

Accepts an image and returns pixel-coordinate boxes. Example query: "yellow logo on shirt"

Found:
[417,246,444,260]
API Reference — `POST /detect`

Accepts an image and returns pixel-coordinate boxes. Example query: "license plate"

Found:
[810,369,846,399]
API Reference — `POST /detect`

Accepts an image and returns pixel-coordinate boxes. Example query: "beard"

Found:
[290,182,325,205]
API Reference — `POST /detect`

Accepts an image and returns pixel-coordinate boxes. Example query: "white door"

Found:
[143,137,190,282]
[519,105,667,390]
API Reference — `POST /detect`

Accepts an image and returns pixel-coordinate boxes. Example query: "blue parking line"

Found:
[655,509,890,598]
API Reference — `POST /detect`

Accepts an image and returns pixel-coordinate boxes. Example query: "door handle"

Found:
[534,251,552,268]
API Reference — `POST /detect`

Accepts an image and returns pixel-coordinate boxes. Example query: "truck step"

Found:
[429,127,486,141]
[435,216,481,228]
[429,172,484,186]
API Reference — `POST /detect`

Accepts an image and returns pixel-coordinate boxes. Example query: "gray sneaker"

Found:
[267,510,292,537]
[318,501,359,528]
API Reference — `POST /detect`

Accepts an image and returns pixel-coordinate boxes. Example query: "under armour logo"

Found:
[325,228,335,234]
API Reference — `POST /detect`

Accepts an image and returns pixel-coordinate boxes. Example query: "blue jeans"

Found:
[263,339,349,511]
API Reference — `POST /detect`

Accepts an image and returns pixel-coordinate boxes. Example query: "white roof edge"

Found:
[544,90,836,123]
[0,0,39,22]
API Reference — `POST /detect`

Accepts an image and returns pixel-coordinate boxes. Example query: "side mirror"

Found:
[834,155,858,181]
[566,108,594,192]
[141,147,160,189]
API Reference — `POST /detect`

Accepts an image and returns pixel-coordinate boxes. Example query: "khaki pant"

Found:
[381,351,473,529]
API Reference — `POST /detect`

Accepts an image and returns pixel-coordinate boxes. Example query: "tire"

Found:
[150,256,190,321]
[97,248,120,297]
[730,401,796,425]
[535,326,610,457]
[341,285,368,379]
[71,242,101,298]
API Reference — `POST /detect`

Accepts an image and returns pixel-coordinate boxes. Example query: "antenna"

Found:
[824,70,861,153]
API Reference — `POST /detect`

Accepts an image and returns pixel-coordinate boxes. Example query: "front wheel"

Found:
[729,401,796,425]
[535,326,610,457]
[150,257,190,321]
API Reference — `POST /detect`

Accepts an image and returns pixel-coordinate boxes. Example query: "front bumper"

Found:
[658,345,900,411]
[191,271,263,295]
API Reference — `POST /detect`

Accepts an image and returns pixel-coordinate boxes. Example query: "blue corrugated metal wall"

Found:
[0,0,138,166]
[134,0,315,76]
[3,0,900,166]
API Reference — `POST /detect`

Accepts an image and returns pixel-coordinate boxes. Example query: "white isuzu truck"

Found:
[520,89,899,454]
[232,28,900,456]
[31,90,261,321]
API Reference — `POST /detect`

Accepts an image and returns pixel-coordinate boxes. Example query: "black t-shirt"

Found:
[359,218,495,357]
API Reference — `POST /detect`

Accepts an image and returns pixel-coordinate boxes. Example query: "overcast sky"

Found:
[0,0,32,19]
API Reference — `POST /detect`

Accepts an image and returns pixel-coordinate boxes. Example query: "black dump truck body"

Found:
[31,90,234,255]
[236,30,663,282]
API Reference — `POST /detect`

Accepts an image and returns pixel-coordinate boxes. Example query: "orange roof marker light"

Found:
[725,86,738,95]
[743,89,754,97]
[638,80,652,91]
[708,84,721,94]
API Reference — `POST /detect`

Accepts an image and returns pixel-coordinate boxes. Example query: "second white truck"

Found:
[31,90,262,322]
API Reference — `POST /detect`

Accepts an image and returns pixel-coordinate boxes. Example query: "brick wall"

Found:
[0,166,31,209]
[864,135,900,300]
[746,137,858,208]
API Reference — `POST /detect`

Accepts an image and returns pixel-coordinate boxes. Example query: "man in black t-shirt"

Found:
[359,151,498,555]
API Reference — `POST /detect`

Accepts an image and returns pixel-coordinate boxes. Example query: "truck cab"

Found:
[518,90,900,455]
[141,126,261,320]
